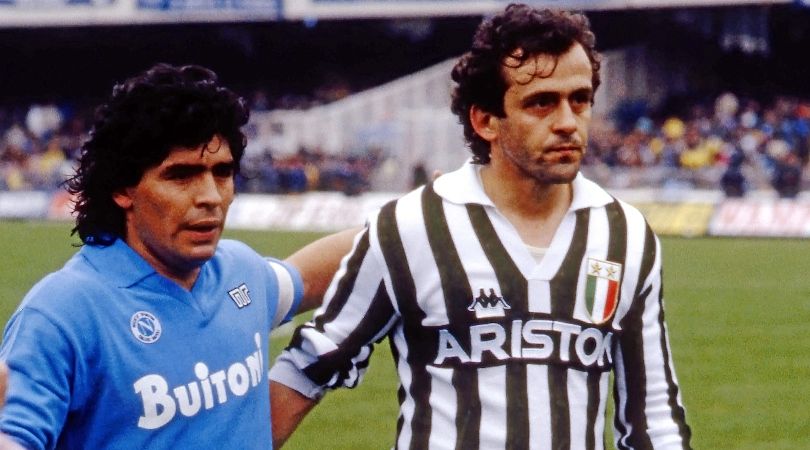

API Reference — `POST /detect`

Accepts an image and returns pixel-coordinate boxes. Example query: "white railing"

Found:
[249,58,469,191]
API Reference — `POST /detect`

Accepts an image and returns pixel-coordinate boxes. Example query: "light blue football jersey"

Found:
[0,238,302,450]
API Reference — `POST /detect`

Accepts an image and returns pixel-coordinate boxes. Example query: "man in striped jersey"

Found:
[270,4,692,449]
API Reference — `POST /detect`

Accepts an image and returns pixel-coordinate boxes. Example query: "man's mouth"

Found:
[548,143,583,153]
[545,145,582,161]
[185,220,221,240]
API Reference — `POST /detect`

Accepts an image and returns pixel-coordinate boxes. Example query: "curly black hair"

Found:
[66,63,249,245]
[450,4,602,164]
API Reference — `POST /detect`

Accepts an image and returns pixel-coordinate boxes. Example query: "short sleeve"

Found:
[265,258,304,327]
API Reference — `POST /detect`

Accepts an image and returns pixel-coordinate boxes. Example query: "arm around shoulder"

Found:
[284,227,363,313]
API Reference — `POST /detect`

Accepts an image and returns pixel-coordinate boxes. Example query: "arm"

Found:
[270,223,398,443]
[0,308,74,450]
[0,363,7,409]
[284,227,362,313]
[613,234,692,449]
[0,364,23,450]
[269,381,317,449]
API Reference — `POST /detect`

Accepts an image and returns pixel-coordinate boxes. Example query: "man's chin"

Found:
[186,245,218,265]
[533,165,580,185]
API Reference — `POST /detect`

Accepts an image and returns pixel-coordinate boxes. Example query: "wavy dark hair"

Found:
[66,63,249,245]
[450,4,602,164]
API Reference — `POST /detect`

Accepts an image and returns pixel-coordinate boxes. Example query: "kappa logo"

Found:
[228,284,252,309]
[131,311,162,344]
[585,258,622,324]
[467,288,511,319]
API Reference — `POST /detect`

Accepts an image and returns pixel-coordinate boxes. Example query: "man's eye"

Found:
[531,95,558,108]
[572,96,589,105]
[571,91,592,106]
[213,165,234,178]
[166,169,194,180]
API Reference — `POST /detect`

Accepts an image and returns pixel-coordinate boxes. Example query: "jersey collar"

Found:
[432,159,614,211]
[80,238,158,288]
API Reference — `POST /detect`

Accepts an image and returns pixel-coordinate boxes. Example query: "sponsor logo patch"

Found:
[467,288,511,319]
[228,284,252,309]
[585,258,622,324]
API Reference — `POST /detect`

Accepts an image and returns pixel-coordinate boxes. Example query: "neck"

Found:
[164,268,200,291]
[479,163,573,220]
[124,239,201,291]
[479,162,574,248]
[146,256,200,291]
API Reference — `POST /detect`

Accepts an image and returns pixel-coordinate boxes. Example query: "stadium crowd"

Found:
[586,92,809,197]
[0,94,377,196]
[1,91,809,197]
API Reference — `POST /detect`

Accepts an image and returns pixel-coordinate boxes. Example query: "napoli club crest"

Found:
[585,258,622,324]
[130,311,162,344]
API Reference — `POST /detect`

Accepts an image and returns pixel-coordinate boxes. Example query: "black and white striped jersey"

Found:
[271,161,691,450]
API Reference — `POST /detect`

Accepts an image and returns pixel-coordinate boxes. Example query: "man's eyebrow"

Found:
[160,163,208,177]
[521,91,560,105]
[571,87,594,95]
[163,162,205,171]
[163,159,235,171]
[522,87,593,103]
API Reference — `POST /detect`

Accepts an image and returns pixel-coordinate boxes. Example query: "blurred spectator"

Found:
[250,89,271,111]
[679,128,720,170]
[29,137,69,189]
[720,148,747,197]
[411,162,428,188]
[767,139,802,198]
[25,103,62,141]
[1,91,808,196]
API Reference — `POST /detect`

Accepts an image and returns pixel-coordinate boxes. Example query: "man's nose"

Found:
[195,172,224,206]
[552,101,578,135]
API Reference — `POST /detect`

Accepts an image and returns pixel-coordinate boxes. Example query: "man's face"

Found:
[488,43,593,184]
[113,135,235,285]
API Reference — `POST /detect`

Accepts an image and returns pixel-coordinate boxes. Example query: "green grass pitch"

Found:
[1,220,809,449]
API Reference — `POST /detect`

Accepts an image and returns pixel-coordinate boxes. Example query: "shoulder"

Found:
[611,198,651,230]
[7,254,113,343]
[18,252,107,313]
[607,198,662,284]
[373,184,429,229]
[578,174,655,242]
[611,198,657,243]
[366,185,434,255]
[212,239,300,288]
[208,239,280,287]
[214,239,264,264]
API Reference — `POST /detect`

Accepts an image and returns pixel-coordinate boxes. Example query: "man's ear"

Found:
[112,189,133,210]
[470,105,498,142]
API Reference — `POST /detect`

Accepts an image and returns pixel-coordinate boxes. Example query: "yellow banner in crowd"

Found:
[633,202,715,237]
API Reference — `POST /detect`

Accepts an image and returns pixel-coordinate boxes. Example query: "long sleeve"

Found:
[612,232,692,450]
[270,227,399,399]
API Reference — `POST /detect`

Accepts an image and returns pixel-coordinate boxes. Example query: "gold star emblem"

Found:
[589,261,602,276]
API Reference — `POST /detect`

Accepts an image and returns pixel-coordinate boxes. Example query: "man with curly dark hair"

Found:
[0,63,350,449]
[270,4,692,449]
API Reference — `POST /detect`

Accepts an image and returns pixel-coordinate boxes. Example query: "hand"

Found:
[0,363,24,450]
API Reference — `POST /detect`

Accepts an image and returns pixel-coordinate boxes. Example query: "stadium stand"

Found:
[2,88,808,195]
[1,2,809,199]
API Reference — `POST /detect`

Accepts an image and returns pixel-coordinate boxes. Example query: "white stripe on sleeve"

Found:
[268,260,296,327]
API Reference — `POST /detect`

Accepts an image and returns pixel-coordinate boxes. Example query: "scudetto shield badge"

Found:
[585,258,622,324]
